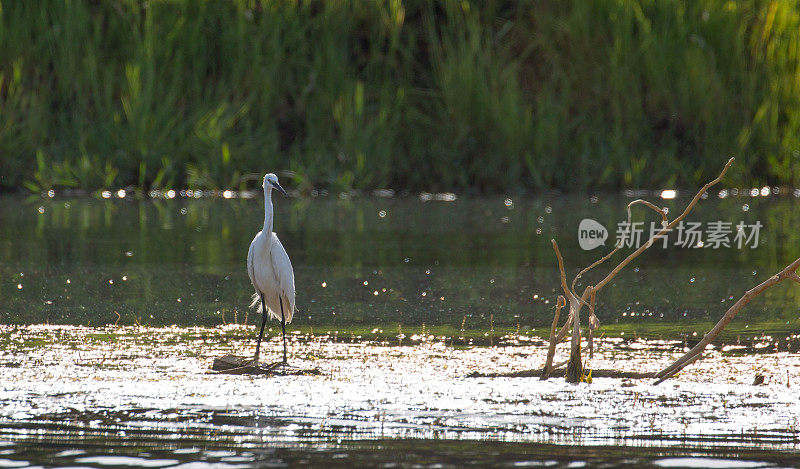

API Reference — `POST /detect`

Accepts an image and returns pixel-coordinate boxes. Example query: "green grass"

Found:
[1,0,799,193]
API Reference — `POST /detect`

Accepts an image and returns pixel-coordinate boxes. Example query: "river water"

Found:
[1,190,799,467]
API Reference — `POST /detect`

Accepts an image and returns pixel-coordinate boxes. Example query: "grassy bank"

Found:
[1,0,799,193]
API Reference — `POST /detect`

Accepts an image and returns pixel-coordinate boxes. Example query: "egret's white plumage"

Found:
[247,232,295,323]
[247,173,294,363]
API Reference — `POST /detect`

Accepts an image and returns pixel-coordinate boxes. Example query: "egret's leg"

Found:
[254,294,268,363]
[280,297,287,363]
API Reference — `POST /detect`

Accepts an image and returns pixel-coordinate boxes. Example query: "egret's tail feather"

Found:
[250,292,263,314]
[250,292,294,323]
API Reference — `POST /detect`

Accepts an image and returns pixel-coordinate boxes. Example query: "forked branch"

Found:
[571,199,668,293]
[546,158,735,383]
[590,157,735,296]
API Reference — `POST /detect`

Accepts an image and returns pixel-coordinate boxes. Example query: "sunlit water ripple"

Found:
[1,326,800,466]
[2,193,800,466]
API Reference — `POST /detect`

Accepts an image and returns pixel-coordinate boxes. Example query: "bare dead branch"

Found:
[627,199,668,226]
[789,271,800,285]
[572,250,619,294]
[653,353,703,384]
[654,256,800,384]
[551,239,572,300]
[588,289,598,359]
[591,158,735,296]
[565,295,582,382]
[571,199,664,293]
[555,314,572,342]
[547,159,733,383]
[541,295,567,380]
[543,158,741,384]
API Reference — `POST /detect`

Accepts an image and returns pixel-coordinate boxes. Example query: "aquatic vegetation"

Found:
[1,1,799,192]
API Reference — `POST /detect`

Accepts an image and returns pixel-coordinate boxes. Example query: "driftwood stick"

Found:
[470,368,655,379]
[587,289,598,359]
[551,239,584,383]
[654,256,800,384]
[789,272,800,285]
[551,158,734,383]
[210,354,321,376]
[555,315,572,342]
[590,157,734,296]
[571,200,665,293]
[552,240,572,300]
[566,294,582,381]
[541,295,566,380]
[650,353,704,384]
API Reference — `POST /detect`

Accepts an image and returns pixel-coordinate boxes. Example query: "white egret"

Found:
[247,173,295,364]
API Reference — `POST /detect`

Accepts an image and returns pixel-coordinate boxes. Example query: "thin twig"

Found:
[626,199,668,226]
[588,289,598,359]
[551,239,572,300]
[572,250,619,295]
[551,359,569,370]
[555,314,572,342]
[541,295,566,380]
[571,200,665,293]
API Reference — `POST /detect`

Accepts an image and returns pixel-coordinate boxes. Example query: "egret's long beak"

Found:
[272,181,288,196]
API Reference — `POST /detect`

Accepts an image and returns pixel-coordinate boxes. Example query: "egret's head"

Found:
[262,173,287,196]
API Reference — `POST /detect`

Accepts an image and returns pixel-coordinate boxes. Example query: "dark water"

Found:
[2,190,800,467]
[3,437,800,468]
[1,191,799,339]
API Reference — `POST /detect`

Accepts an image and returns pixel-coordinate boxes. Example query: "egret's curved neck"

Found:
[263,187,274,233]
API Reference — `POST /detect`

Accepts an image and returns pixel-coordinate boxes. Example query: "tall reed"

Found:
[0,0,798,193]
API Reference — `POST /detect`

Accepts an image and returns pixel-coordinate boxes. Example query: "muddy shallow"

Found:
[2,325,800,467]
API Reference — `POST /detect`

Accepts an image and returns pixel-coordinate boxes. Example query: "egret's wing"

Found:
[247,234,258,288]
[270,233,295,323]
[247,233,263,313]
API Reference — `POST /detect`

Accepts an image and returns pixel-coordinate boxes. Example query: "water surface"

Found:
[1,326,800,467]
[1,191,800,466]
[1,192,798,340]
